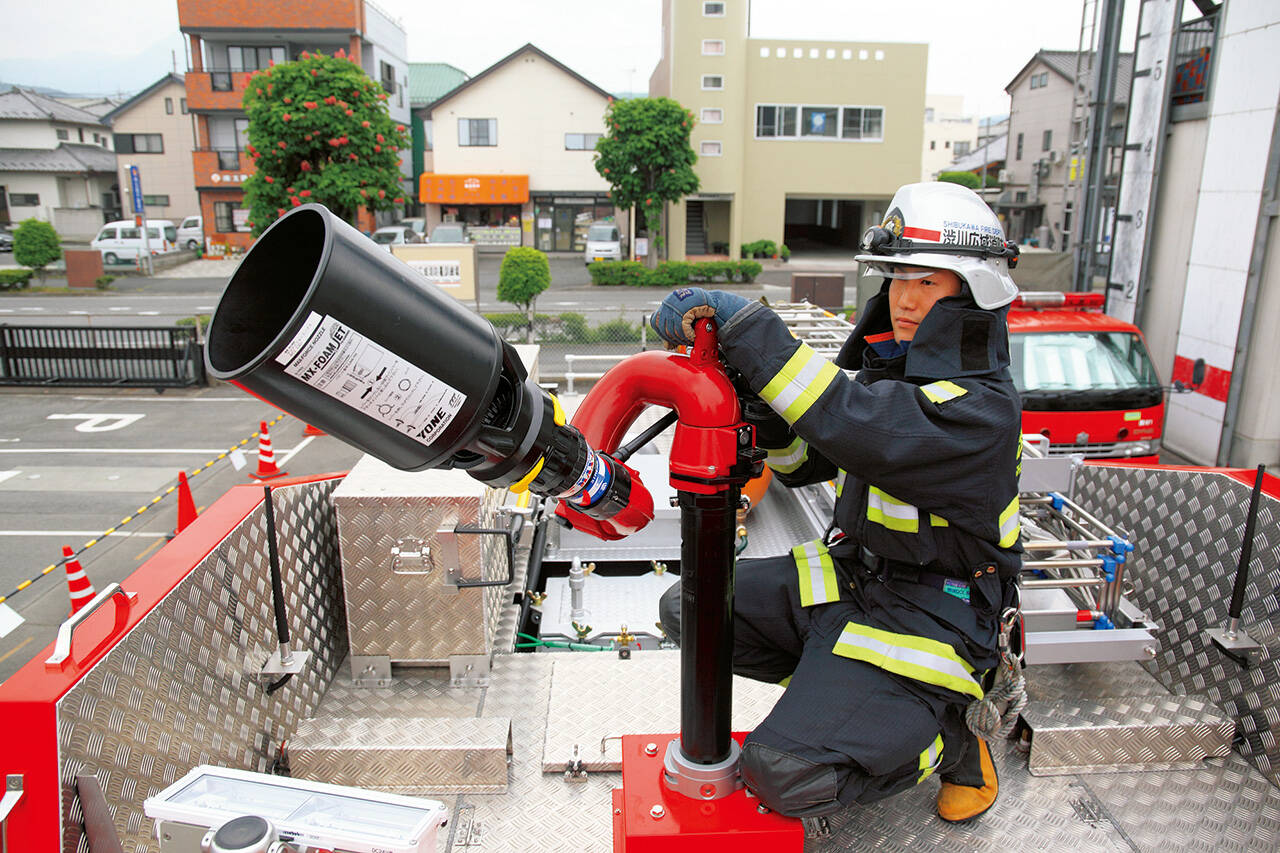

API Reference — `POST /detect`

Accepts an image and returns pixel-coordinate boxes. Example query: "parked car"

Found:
[397,217,427,238]
[371,225,425,251]
[91,220,179,265]
[177,215,203,251]
[584,222,622,264]
[428,223,469,244]
[0,228,13,252]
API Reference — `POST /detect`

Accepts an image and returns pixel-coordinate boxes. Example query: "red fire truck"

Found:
[1008,292,1163,463]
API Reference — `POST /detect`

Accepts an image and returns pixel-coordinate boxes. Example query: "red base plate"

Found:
[613,732,804,852]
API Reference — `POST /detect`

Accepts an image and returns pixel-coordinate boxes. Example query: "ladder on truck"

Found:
[770,301,855,360]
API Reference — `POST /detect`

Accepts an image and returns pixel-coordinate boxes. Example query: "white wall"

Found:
[4,174,61,223]
[921,95,977,181]
[430,51,611,193]
[111,79,200,221]
[0,118,110,150]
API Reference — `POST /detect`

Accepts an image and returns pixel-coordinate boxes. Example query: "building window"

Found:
[756,104,797,137]
[955,140,971,156]
[142,194,170,206]
[565,132,603,150]
[113,133,164,154]
[1042,129,1053,151]
[78,128,84,142]
[1016,132,1024,160]
[702,39,725,56]
[9,193,39,206]
[700,141,723,156]
[759,46,770,58]
[101,137,108,148]
[165,97,173,115]
[703,1,725,16]
[930,140,936,150]
[228,45,284,73]
[180,98,188,114]
[56,129,69,140]
[801,106,838,138]
[840,106,884,140]
[92,133,101,144]
[214,201,250,233]
[1015,191,1028,203]
[701,74,724,90]
[1029,71,1049,89]
[701,107,723,123]
[459,118,497,146]
[380,61,396,95]
[945,141,951,149]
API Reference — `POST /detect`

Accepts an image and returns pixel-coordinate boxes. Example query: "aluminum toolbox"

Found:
[331,454,516,677]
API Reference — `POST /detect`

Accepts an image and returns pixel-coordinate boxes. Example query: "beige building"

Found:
[921,95,979,182]
[102,74,200,224]
[420,43,621,251]
[649,0,926,260]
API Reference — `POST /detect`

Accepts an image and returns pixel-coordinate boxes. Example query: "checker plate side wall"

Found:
[1075,465,1280,786]
[56,479,347,853]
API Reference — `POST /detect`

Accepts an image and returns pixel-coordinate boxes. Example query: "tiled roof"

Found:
[408,63,469,107]
[1036,50,1134,100]
[950,134,1007,172]
[0,88,109,124]
[0,143,117,173]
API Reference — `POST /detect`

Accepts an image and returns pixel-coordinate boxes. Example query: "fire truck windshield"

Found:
[1011,331,1163,411]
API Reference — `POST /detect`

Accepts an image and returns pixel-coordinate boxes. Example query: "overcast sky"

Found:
[2,0,1137,117]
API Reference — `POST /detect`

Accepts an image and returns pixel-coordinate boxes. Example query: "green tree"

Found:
[594,97,700,267]
[938,171,983,190]
[241,49,411,234]
[497,247,551,342]
[12,218,62,284]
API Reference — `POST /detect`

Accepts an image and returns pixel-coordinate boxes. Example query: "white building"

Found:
[921,95,978,181]
[0,88,118,239]
[102,74,201,225]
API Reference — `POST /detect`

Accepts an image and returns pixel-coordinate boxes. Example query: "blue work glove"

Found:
[650,287,750,347]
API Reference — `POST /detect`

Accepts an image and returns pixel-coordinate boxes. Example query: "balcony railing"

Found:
[1172,13,1217,108]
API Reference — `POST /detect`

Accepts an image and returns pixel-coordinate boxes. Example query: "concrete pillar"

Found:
[189,35,203,72]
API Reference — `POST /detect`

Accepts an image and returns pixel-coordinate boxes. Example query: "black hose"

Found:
[614,410,679,463]
[517,500,551,643]
[263,485,293,694]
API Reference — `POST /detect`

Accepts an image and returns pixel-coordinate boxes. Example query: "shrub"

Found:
[498,247,551,343]
[0,269,33,290]
[594,317,642,342]
[588,259,763,286]
[938,171,982,190]
[94,274,117,290]
[740,239,780,259]
[779,244,791,260]
[588,260,646,286]
[176,314,211,327]
[556,312,592,343]
[13,218,62,282]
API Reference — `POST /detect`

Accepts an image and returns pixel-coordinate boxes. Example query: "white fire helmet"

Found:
[854,182,1020,310]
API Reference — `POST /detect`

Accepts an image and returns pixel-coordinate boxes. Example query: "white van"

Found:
[92,220,179,265]
[177,215,203,250]
[584,222,622,264]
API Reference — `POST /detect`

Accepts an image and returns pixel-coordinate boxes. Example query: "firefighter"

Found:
[651,182,1022,821]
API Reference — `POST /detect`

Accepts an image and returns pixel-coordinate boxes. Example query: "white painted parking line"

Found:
[0,467,186,492]
[69,310,89,315]
[196,305,216,310]
[0,447,259,454]
[72,396,254,402]
[0,471,20,485]
[274,436,314,467]
[138,311,161,316]
[18,307,44,311]
[109,306,131,311]
[0,530,168,538]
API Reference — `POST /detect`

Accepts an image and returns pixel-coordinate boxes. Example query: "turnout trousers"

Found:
[658,543,1003,817]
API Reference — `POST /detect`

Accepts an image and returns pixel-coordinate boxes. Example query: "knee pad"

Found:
[657,582,682,644]
[740,741,839,817]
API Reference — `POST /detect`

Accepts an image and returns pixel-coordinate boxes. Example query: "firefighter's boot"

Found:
[937,737,998,822]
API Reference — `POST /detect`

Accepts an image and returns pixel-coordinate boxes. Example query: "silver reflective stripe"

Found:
[793,539,839,607]
[867,486,920,533]
[835,468,847,497]
[767,435,808,474]
[833,622,983,699]
[918,734,944,783]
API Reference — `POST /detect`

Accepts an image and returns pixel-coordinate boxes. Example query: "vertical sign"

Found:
[128,165,144,215]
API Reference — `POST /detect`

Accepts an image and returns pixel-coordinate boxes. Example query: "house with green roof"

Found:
[408,62,469,195]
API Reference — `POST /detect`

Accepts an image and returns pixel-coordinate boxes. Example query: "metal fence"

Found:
[0,325,207,388]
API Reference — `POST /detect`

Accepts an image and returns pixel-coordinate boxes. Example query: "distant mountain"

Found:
[0,81,73,97]
[0,33,186,99]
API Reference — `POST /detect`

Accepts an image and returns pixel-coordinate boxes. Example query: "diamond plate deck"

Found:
[1024,694,1235,775]
[289,716,513,794]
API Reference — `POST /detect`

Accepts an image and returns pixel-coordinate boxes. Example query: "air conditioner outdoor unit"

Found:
[997,169,1011,183]
[1048,150,1062,164]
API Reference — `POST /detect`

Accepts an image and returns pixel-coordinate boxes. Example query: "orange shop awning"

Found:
[419,173,530,205]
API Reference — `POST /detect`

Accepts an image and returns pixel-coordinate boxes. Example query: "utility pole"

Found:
[1074,0,1125,292]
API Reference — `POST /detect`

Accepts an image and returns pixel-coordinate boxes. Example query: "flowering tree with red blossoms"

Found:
[241,49,410,235]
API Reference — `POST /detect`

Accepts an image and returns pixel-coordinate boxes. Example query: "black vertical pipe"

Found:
[678,486,738,764]
[1228,464,1266,621]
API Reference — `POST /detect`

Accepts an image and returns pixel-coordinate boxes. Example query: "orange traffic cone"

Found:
[253,420,288,480]
[303,423,326,436]
[175,471,198,534]
[62,546,96,616]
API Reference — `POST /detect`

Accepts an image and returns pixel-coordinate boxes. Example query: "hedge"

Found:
[588,259,763,286]
[0,269,33,290]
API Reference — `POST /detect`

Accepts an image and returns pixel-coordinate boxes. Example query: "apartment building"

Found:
[649,0,926,260]
[998,49,1132,249]
[102,74,200,225]
[177,0,411,250]
[0,88,118,238]
[419,44,620,252]
[921,95,979,182]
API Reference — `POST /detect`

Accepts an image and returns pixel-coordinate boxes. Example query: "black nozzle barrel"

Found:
[1228,464,1266,621]
[678,488,738,764]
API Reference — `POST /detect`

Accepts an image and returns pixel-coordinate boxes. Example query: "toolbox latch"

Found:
[391,536,432,575]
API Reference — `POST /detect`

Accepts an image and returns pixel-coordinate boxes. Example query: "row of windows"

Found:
[929,140,971,155]
[163,97,189,115]
[1013,130,1053,160]
[1029,71,1050,89]
[756,105,884,141]
[9,193,39,206]
[456,120,604,151]
[114,133,164,154]
[55,128,110,147]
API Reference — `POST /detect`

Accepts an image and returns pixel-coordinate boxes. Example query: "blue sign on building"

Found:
[129,166,144,215]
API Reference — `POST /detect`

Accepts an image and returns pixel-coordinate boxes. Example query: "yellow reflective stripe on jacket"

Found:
[867,486,920,533]
[793,540,840,607]
[918,733,944,783]
[832,621,984,700]
[835,468,847,497]
[929,513,949,527]
[766,435,808,474]
[920,380,968,404]
[998,496,1020,548]
[1015,437,1023,477]
[759,344,840,425]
